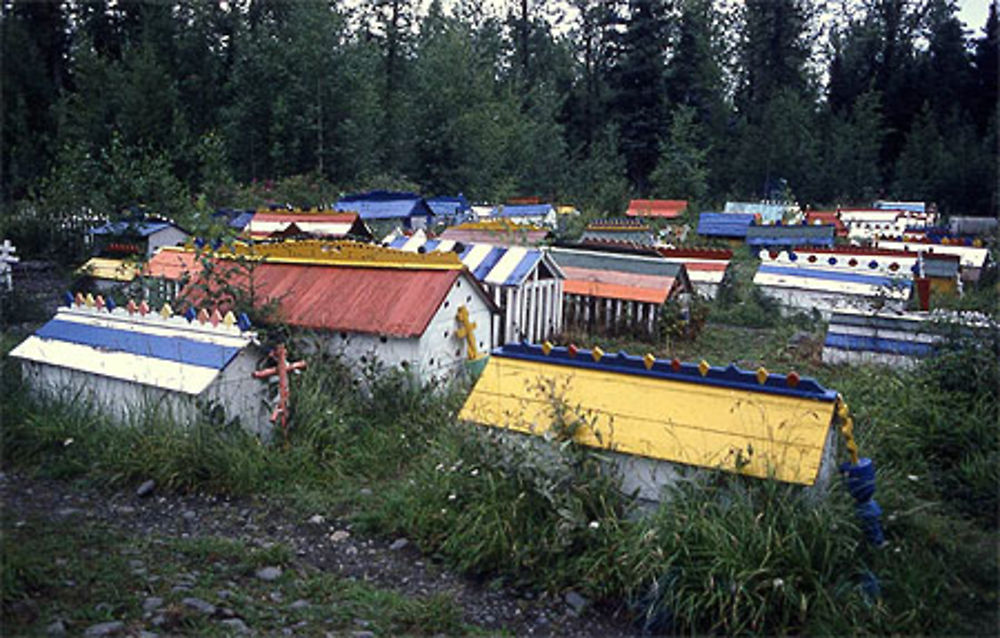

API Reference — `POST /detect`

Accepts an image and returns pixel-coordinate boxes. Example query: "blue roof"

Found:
[335,191,432,221]
[697,213,755,238]
[745,224,835,247]
[212,209,255,231]
[824,332,935,357]
[493,204,554,218]
[427,195,470,217]
[35,319,241,370]
[874,201,925,213]
[89,220,173,237]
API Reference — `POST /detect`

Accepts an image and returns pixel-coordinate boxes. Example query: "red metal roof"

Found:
[626,199,688,218]
[184,262,467,338]
[144,249,203,279]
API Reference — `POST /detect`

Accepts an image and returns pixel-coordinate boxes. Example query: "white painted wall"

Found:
[304,274,495,383]
[147,226,190,258]
[19,348,271,436]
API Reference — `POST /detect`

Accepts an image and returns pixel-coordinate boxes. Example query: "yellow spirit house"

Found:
[461,343,845,501]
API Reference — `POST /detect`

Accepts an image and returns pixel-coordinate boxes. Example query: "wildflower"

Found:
[470,469,479,477]
[448,493,457,501]
[63,438,74,447]
[907,474,919,482]
[772,578,784,589]
[440,508,447,515]
[435,463,445,472]
[588,521,600,530]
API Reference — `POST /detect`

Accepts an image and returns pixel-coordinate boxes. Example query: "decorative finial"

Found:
[126,299,138,315]
[541,341,553,355]
[223,311,236,327]
[698,359,710,377]
[159,303,173,318]
[756,366,769,385]
[591,346,604,362]
[643,353,656,370]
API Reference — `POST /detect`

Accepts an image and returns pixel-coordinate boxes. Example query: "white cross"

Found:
[0,239,19,292]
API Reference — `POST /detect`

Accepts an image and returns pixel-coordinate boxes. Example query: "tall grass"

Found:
[2,329,997,635]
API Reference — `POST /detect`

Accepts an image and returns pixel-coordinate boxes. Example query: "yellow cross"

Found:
[455,305,480,360]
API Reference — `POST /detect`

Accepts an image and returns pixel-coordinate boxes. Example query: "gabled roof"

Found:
[174,241,496,338]
[920,253,960,278]
[491,204,555,218]
[724,201,794,223]
[246,210,370,240]
[805,211,848,237]
[697,212,755,238]
[550,247,689,304]
[77,257,141,282]
[144,249,202,280]
[89,220,178,237]
[439,221,549,246]
[626,199,687,219]
[460,343,838,486]
[334,191,433,221]
[10,304,255,395]
[385,234,562,288]
[213,209,256,231]
[873,200,926,213]
[426,195,471,217]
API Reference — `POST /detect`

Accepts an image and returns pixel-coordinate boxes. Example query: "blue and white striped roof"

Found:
[385,234,560,287]
[10,306,256,395]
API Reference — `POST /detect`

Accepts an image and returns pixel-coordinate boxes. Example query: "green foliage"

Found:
[650,106,709,202]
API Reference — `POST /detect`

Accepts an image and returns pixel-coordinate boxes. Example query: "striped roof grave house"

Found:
[384,233,564,345]
[753,248,915,317]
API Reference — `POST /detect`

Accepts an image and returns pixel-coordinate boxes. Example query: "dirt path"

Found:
[1,471,635,636]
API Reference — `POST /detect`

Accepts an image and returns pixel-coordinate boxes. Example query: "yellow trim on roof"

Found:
[459,356,837,485]
[173,240,463,270]
[451,220,546,232]
[76,257,141,282]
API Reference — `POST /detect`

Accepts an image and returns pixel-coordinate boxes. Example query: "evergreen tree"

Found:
[615,0,670,194]
[650,106,708,203]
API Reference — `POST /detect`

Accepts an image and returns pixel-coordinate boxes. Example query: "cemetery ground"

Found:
[2,261,998,636]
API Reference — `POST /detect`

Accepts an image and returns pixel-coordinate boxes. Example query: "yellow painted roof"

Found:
[175,240,463,270]
[460,351,838,485]
[76,257,141,282]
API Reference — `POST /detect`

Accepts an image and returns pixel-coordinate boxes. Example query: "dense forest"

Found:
[2,0,997,226]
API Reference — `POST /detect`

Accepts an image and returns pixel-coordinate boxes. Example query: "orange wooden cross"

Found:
[252,343,307,442]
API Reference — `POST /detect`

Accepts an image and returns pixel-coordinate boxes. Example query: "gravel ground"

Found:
[1,471,635,636]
